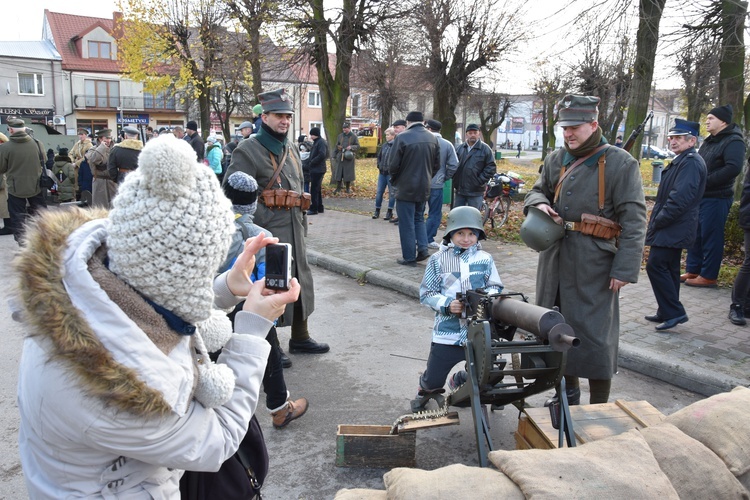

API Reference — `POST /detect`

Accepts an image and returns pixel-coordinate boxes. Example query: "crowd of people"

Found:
[2,89,749,497]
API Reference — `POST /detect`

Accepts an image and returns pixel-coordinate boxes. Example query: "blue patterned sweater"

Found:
[420,242,503,345]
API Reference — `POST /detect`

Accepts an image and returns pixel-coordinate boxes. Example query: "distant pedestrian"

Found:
[303,127,328,215]
[86,129,116,208]
[454,124,495,210]
[184,120,205,161]
[516,141,522,158]
[372,127,396,220]
[388,111,440,266]
[332,122,359,194]
[424,119,458,249]
[108,126,143,183]
[0,118,47,242]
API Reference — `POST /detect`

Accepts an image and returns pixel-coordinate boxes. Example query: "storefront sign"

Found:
[117,113,149,125]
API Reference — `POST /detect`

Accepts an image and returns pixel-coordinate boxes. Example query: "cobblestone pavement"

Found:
[308,196,749,396]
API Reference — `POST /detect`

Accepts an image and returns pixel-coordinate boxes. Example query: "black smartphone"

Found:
[265,243,292,290]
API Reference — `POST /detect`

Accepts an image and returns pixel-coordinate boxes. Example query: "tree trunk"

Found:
[719,0,747,127]
[546,99,556,152]
[249,28,264,100]
[198,81,211,139]
[434,82,458,150]
[624,0,666,160]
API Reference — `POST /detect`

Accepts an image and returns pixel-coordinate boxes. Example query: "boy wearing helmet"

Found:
[411,206,503,412]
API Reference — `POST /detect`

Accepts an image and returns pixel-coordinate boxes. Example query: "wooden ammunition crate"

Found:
[336,425,416,468]
[515,400,665,450]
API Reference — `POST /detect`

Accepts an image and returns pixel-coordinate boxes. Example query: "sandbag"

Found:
[383,463,523,500]
[665,386,750,479]
[489,430,679,499]
[640,423,748,499]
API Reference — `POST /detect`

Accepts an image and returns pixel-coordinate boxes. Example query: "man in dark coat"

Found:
[107,126,143,184]
[331,122,359,194]
[184,120,205,161]
[683,104,746,288]
[388,111,440,265]
[645,120,706,331]
[0,118,47,242]
[524,95,646,405]
[454,124,496,210]
[87,129,116,208]
[224,88,329,355]
[303,127,328,215]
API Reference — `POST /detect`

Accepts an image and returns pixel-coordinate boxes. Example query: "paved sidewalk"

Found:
[307,198,749,396]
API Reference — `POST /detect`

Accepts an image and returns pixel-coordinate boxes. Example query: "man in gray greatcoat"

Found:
[86,129,116,208]
[331,122,359,194]
[524,94,646,406]
[224,88,329,357]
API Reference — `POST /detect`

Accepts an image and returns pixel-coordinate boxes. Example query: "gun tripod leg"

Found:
[465,339,493,467]
[557,378,576,448]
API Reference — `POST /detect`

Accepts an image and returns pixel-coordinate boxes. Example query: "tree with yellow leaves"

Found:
[116,0,230,138]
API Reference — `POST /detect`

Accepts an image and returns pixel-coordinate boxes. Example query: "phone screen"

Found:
[265,244,290,290]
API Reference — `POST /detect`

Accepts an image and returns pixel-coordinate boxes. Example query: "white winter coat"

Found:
[14,210,271,499]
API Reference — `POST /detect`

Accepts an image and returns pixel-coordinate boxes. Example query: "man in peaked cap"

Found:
[645,119,706,331]
[0,117,47,242]
[524,94,646,406]
[332,121,359,194]
[683,104,746,289]
[454,123,495,210]
[107,126,143,184]
[224,88,330,357]
[87,129,116,208]
[70,127,93,171]
[238,120,254,140]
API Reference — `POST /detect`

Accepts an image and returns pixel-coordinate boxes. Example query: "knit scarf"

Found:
[256,123,287,156]
[564,126,603,157]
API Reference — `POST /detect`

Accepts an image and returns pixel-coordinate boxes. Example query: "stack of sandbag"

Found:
[335,386,750,499]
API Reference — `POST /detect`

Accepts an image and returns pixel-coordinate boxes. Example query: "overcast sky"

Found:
[7,0,689,94]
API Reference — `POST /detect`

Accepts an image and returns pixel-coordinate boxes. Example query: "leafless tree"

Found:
[464,91,512,148]
[416,0,526,144]
[533,63,572,159]
[673,32,720,122]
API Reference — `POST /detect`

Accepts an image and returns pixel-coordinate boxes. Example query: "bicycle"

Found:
[480,172,524,229]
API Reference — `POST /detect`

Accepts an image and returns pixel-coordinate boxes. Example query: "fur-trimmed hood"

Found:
[13,208,196,417]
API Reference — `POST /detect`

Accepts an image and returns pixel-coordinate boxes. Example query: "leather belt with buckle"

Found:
[564,221,580,232]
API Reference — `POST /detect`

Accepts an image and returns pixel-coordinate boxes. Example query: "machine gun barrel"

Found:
[491,298,580,352]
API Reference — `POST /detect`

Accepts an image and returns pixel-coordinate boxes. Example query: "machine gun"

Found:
[449,290,580,465]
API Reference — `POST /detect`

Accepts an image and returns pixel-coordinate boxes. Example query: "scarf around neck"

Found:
[257,123,287,156]
[564,126,604,158]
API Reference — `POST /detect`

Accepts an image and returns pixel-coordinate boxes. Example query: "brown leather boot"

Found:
[679,272,698,282]
[271,398,309,428]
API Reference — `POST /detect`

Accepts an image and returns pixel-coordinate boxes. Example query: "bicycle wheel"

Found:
[493,196,512,228]
[481,200,493,226]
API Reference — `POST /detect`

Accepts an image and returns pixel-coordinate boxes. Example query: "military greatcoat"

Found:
[524,141,647,380]
[224,128,314,326]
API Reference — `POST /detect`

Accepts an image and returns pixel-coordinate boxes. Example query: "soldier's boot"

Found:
[333,181,342,194]
[345,182,351,193]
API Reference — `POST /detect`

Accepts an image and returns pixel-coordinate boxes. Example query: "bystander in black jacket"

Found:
[454,139,496,197]
[698,123,744,199]
[304,136,328,175]
[646,147,707,248]
[388,123,439,202]
[186,132,205,161]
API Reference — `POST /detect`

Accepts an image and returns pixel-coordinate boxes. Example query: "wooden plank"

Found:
[336,425,416,468]
[514,431,533,450]
[518,401,665,450]
[397,412,460,433]
[516,413,556,450]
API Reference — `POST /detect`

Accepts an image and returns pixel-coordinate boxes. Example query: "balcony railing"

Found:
[73,94,182,111]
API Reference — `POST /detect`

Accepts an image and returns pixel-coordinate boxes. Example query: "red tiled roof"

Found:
[44,9,120,73]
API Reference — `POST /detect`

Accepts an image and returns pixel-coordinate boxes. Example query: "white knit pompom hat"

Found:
[108,133,235,324]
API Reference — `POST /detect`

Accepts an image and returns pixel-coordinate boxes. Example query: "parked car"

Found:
[642,145,674,159]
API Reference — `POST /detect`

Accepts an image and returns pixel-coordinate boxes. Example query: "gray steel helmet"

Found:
[520,206,565,252]
[443,206,486,243]
[343,150,355,160]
